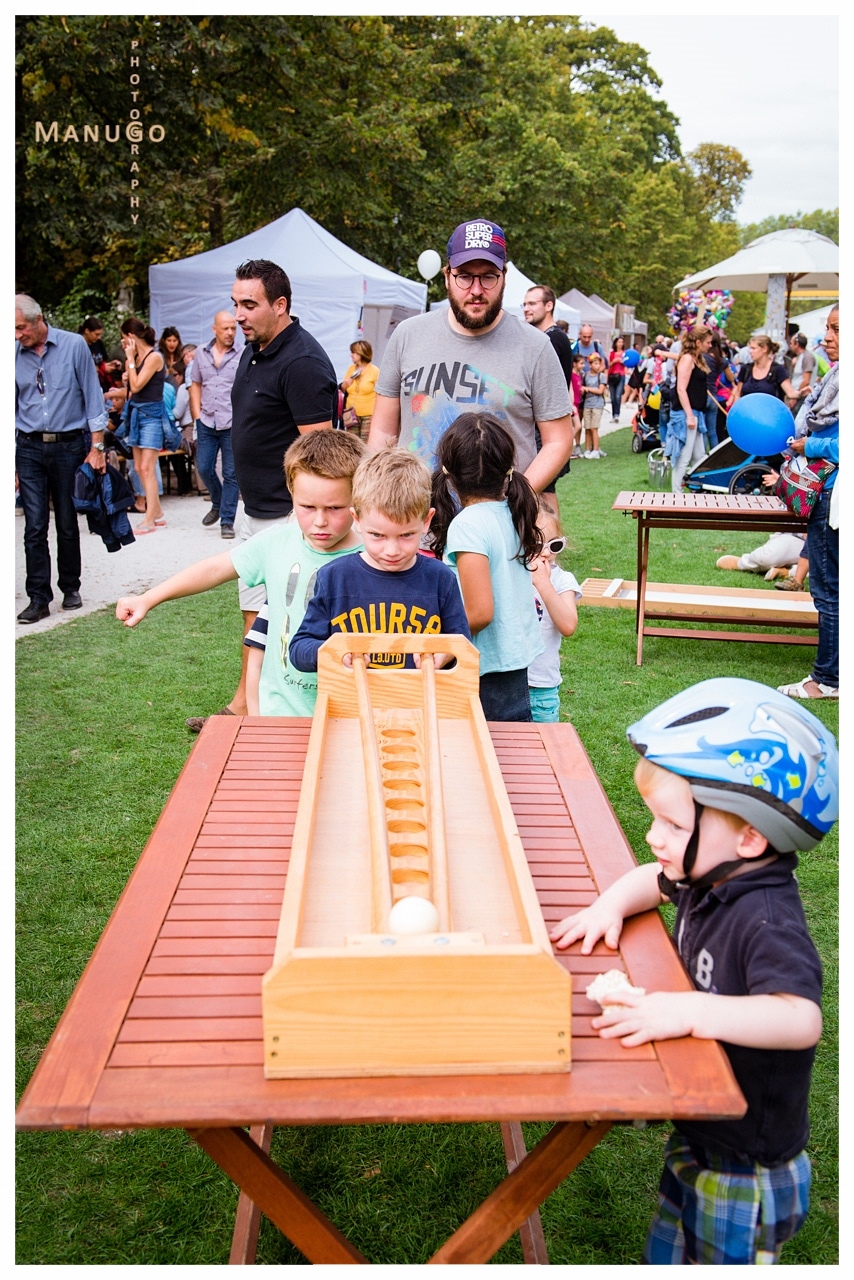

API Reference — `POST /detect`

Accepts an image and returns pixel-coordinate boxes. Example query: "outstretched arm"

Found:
[550,862,663,952]
[594,988,821,1051]
[116,551,238,626]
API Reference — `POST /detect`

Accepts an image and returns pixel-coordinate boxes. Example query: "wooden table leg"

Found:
[189,1126,367,1264]
[428,1120,612,1265]
[636,515,651,667]
[500,1122,549,1264]
[229,1123,274,1264]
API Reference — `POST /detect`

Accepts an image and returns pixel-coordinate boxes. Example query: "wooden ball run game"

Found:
[262,634,572,1079]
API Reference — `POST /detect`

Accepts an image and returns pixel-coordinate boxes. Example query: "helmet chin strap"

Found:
[658,799,776,897]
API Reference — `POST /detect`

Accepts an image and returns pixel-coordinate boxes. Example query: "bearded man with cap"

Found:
[368,219,573,494]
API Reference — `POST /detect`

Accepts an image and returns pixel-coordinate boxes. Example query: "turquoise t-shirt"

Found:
[231,523,362,715]
[444,501,543,675]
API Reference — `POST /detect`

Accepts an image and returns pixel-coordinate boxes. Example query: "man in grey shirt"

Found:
[369,219,573,493]
[189,310,240,538]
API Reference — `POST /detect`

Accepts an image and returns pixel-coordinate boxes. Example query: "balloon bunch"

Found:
[668,289,734,334]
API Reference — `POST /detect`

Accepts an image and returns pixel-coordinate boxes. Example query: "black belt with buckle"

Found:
[19,430,86,443]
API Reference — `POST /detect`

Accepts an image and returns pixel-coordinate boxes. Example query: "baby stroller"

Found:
[684,436,783,495]
[630,385,661,453]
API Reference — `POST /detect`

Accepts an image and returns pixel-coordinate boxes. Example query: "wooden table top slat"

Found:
[17,718,744,1133]
[79,1062,700,1130]
[612,490,790,513]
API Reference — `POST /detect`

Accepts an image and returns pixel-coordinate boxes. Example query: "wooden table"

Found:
[612,491,813,665]
[16,717,744,1265]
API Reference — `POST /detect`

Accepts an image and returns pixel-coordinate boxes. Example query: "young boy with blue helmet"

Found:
[551,678,838,1265]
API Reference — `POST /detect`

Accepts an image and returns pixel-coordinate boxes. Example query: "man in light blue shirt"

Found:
[15,293,108,622]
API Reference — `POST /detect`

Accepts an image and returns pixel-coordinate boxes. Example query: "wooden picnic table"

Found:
[612,491,813,665]
[16,717,745,1265]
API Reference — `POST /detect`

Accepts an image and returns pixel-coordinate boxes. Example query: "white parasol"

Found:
[675,229,838,341]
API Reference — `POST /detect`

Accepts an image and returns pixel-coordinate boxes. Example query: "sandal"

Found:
[135,523,158,535]
[185,707,236,734]
[777,677,838,700]
[154,517,167,527]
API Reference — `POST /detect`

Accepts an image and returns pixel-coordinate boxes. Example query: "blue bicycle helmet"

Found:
[627,678,838,853]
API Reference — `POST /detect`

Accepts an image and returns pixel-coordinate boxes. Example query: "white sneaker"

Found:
[583,450,595,459]
[598,448,607,457]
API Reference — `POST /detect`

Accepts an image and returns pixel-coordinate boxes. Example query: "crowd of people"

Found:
[15,215,840,1266]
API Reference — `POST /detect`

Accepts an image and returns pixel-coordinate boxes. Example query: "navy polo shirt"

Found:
[230,317,338,519]
[663,854,822,1166]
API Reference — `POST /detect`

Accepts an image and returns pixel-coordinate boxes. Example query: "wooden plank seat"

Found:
[580,577,818,627]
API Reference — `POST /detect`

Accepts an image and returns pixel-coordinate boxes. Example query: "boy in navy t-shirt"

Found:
[289,449,470,672]
[550,678,837,1265]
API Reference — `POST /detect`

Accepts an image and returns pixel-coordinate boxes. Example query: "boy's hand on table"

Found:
[549,900,624,953]
[116,595,149,627]
[593,989,694,1046]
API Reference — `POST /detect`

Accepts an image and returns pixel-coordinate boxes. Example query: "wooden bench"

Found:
[580,577,819,629]
[611,492,811,663]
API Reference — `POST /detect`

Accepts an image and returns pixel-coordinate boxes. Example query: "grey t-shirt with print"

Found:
[375,308,572,473]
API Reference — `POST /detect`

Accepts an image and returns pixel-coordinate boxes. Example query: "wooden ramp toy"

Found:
[579,577,818,626]
[262,634,572,1079]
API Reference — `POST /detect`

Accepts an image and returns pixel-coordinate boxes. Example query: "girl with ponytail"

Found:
[430,412,544,721]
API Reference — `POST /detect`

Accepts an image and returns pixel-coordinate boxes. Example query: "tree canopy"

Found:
[16,15,833,335]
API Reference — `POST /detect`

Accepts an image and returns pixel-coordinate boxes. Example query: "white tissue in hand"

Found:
[585,968,645,1007]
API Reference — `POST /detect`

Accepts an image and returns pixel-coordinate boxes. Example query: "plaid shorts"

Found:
[643,1132,811,1265]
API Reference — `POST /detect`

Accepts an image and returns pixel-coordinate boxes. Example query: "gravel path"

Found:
[14,487,242,635]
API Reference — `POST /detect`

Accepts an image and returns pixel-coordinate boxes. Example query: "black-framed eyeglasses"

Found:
[36,368,45,396]
[450,270,502,291]
[544,536,567,555]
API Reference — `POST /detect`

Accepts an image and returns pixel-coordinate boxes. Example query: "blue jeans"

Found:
[807,488,838,687]
[703,402,720,450]
[479,668,533,722]
[16,430,87,605]
[609,376,625,417]
[659,398,670,449]
[195,422,238,525]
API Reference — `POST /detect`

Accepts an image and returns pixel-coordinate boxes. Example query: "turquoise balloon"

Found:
[728,394,794,456]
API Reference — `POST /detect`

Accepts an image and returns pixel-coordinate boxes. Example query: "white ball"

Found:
[387,896,440,935]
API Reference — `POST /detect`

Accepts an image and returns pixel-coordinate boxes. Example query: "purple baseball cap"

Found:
[446,219,507,271]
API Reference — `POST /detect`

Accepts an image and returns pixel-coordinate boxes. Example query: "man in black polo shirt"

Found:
[523,283,579,516]
[186,258,337,730]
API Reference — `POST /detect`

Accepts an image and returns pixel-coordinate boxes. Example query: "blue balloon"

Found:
[727,394,794,456]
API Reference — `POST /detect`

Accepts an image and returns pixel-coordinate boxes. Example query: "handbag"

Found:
[342,406,358,429]
[773,454,836,518]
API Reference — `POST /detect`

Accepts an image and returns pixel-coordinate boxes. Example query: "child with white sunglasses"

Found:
[528,500,582,722]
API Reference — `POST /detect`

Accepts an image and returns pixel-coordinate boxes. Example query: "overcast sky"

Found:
[593,13,839,226]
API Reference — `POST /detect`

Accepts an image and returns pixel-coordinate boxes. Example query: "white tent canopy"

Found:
[559,288,614,351]
[787,304,837,344]
[149,208,427,377]
[676,228,839,295]
[430,261,581,337]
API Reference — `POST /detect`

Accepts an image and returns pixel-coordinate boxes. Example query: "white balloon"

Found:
[417,250,442,280]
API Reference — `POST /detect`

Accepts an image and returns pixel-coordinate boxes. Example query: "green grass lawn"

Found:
[16,429,838,1264]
